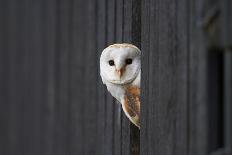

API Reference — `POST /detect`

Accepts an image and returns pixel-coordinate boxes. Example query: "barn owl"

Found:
[100,43,141,128]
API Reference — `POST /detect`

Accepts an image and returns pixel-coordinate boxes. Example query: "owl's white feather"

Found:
[100,43,141,128]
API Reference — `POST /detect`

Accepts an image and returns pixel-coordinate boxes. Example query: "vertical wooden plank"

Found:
[1,1,59,154]
[52,0,71,154]
[96,0,108,154]
[220,1,232,154]
[24,0,42,154]
[7,1,28,154]
[141,0,150,154]
[141,0,189,154]
[131,0,141,48]
[69,0,89,154]
[220,0,232,48]
[189,0,213,154]
[220,6,232,154]
[40,0,57,154]
[83,0,98,154]
[131,0,141,155]
[0,1,10,154]
[224,51,232,154]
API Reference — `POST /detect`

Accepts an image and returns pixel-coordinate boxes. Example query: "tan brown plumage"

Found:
[124,86,140,128]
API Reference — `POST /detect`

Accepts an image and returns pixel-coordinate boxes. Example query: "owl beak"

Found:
[116,68,124,78]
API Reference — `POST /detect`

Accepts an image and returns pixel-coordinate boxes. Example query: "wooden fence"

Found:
[0,0,231,155]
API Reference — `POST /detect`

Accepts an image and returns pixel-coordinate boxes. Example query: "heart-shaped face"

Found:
[100,44,141,85]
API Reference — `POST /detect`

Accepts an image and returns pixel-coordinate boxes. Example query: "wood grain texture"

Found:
[224,51,232,154]
[141,0,189,154]
[141,0,230,155]
[220,0,232,48]
[188,0,209,154]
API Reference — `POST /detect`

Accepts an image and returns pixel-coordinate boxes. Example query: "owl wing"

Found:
[123,86,140,128]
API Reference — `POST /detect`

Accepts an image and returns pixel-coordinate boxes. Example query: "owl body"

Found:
[100,44,141,128]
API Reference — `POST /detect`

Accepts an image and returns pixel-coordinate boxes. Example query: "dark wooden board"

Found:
[141,0,189,154]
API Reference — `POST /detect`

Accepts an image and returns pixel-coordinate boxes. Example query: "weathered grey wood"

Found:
[221,2,232,154]
[141,0,231,154]
[96,0,108,154]
[25,1,46,154]
[52,0,71,154]
[69,0,85,154]
[140,0,150,154]
[141,0,189,154]
[224,51,232,154]
[130,0,141,155]
[220,0,232,48]
[0,1,10,154]
[7,1,29,154]
[41,0,57,154]
[188,0,209,154]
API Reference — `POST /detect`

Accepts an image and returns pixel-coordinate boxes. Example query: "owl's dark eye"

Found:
[126,58,133,65]
[108,60,115,66]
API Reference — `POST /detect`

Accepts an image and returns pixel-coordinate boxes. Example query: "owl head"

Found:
[100,43,141,85]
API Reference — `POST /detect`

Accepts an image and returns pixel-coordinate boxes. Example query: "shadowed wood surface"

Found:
[141,0,189,154]
[141,0,232,155]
